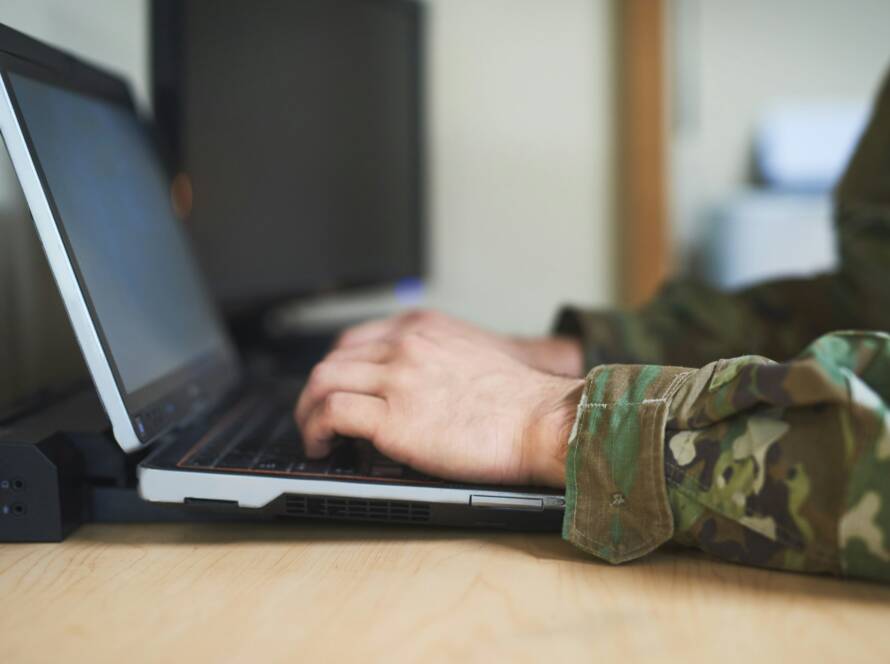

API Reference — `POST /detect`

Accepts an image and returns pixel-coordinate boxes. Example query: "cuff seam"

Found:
[580,398,680,408]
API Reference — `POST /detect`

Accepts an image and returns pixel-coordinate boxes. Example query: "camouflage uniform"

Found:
[556,71,890,582]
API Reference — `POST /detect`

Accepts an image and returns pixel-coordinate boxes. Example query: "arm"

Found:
[566,331,890,581]
[554,274,863,369]
[295,328,890,581]
[562,71,890,579]
[296,70,890,582]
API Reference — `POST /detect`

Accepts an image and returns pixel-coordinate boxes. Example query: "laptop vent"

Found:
[284,496,431,523]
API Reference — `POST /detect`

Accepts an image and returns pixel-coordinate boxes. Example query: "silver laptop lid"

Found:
[0,25,240,452]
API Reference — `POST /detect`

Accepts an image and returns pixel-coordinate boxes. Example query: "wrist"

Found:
[522,377,584,488]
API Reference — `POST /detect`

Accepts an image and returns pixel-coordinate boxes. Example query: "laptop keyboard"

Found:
[177,396,436,483]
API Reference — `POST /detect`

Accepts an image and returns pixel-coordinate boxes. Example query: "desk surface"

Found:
[2,523,890,663]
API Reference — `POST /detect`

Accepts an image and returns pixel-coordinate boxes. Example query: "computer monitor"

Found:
[151,0,425,314]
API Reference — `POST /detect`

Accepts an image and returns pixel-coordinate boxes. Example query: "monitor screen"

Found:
[152,0,424,311]
[8,72,231,397]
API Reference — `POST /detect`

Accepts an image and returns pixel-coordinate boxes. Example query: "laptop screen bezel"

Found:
[0,27,241,452]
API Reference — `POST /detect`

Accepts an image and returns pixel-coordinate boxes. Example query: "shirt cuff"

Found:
[562,364,695,563]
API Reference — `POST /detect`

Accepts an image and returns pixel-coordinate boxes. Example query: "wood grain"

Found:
[2,523,890,663]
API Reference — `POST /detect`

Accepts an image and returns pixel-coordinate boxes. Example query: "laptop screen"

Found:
[8,71,231,397]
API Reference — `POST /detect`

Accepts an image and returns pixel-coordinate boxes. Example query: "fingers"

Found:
[336,318,400,348]
[334,310,435,349]
[302,393,388,458]
[323,341,395,365]
[295,361,387,429]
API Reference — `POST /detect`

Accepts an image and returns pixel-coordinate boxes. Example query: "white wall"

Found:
[669,0,890,262]
[423,0,615,334]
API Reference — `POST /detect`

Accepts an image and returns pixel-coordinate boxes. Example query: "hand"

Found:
[295,333,584,487]
[335,309,584,377]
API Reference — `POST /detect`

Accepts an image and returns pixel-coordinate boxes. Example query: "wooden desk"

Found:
[2,523,890,663]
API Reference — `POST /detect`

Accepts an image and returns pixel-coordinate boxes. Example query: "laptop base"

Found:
[161,492,563,532]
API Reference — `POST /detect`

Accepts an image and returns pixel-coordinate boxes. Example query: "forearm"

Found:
[554,272,868,371]
[562,331,890,582]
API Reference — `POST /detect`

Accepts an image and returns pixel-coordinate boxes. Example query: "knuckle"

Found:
[402,308,438,328]
[321,392,337,414]
[322,347,344,363]
[334,330,355,348]
[324,346,354,364]
[321,393,346,419]
[416,308,440,324]
[308,361,334,386]
[396,332,426,356]
[317,397,336,425]
[292,401,302,424]
[378,339,397,358]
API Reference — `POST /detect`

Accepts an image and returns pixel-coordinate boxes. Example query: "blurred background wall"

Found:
[424,0,614,334]
[668,0,890,287]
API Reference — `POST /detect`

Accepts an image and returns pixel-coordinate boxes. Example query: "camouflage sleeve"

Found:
[553,275,863,370]
[555,70,890,371]
[562,331,890,582]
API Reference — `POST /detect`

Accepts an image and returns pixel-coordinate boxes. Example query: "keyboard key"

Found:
[370,463,404,478]
[253,459,292,472]
[293,459,335,474]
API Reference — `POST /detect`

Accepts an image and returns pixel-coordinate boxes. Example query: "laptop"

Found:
[0,24,564,529]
